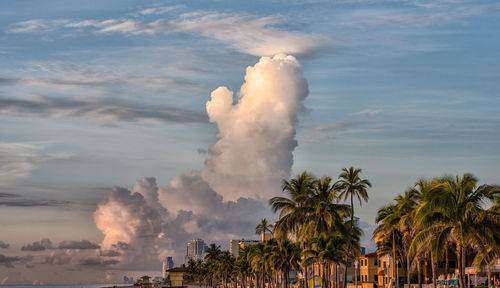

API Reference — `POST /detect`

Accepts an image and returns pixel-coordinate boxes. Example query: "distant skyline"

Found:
[1,0,500,284]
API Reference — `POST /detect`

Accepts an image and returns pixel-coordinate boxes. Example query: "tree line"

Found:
[374,173,500,288]
[183,169,499,288]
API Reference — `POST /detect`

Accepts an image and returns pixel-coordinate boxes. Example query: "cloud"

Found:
[7,12,327,58]
[314,121,364,132]
[79,258,119,268]
[0,254,33,268]
[7,19,69,33]
[0,97,207,124]
[0,142,70,185]
[21,239,53,251]
[202,54,309,200]
[138,5,184,15]
[0,241,9,249]
[93,56,309,267]
[0,191,69,207]
[304,121,364,143]
[354,109,381,116]
[99,250,121,257]
[43,250,73,265]
[0,196,70,207]
[196,148,208,155]
[339,2,500,29]
[163,13,327,58]
[58,240,100,250]
[94,176,272,269]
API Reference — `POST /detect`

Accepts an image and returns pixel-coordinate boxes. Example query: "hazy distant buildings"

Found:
[185,238,208,263]
[162,256,174,279]
[229,239,261,257]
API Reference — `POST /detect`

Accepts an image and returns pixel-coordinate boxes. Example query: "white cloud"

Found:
[7,12,327,57]
[202,54,309,200]
[354,109,381,116]
[139,5,183,15]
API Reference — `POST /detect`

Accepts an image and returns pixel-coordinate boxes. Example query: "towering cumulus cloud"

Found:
[203,54,309,200]
[93,55,308,269]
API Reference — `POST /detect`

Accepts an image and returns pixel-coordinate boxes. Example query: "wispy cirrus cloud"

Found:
[304,121,365,143]
[354,109,381,116]
[0,142,70,185]
[339,2,500,28]
[7,11,328,58]
[138,5,184,15]
[0,97,208,124]
[314,121,364,132]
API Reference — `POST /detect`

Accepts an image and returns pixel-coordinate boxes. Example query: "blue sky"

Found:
[1,0,499,284]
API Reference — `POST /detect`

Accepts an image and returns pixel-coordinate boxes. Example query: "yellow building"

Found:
[165,267,188,288]
[359,252,378,286]
[139,276,152,288]
[376,254,405,288]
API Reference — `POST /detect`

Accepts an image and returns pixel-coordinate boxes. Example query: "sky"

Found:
[1,0,500,284]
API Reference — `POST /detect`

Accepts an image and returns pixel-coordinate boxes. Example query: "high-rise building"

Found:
[229,239,261,257]
[162,256,174,280]
[185,238,208,263]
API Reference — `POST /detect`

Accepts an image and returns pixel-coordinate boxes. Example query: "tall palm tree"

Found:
[335,166,371,288]
[270,171,315,242]
[270,171,315,288]
[256,218,273,239]
[303,232,346,288]
[302,177,350,238]
[410,173,499,288]
[374,203,400,288]
[205,243,222,287]
[275,239,302,288]
[335,167,371,232]
[396,187,422,288]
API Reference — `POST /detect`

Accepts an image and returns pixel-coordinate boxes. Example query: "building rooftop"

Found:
[361,252,378,258]
[166,267,188,273]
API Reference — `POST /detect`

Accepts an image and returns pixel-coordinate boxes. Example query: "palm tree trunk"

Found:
[431,253,436,288]
[343,262,348,288]
[445,248,449,276]
[393,232,397,288]
[407,252,411,288]
[417,257,422,288]
[457,244,464,288]
[305,265,309,288]
[324,262,328,288]
[487,265,491,288]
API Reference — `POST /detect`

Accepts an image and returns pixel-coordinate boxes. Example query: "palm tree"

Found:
[303,232,346,288]
[374,203,400,288]
[275,239,302,288]
[410,173,500,288]
[205,243,222,287]
[335,167,371,288]
[302,177,350,238]
[335,167,371,232]
[270,171,315,288]
[256,218,273,240]
[396,187,422,288]
[270,171,315,242]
